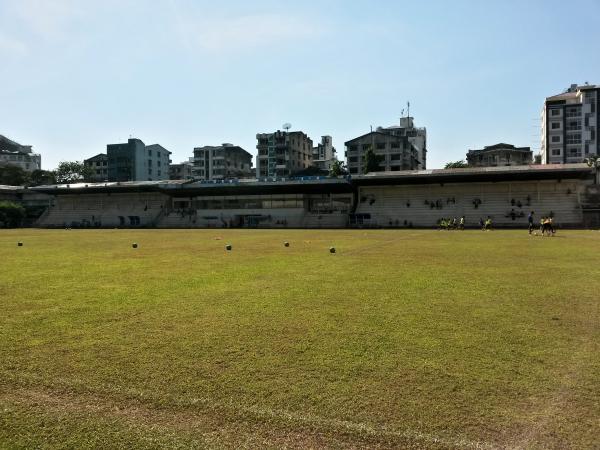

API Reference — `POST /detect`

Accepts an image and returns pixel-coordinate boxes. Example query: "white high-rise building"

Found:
[541,83,598,164]
[312,136,337,170]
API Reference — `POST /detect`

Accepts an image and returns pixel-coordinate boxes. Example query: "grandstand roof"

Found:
[29,164,593,195]
[0,185,25,192]
[354,163,592,185]
[29,177,354,196]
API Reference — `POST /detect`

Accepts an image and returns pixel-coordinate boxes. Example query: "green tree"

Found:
[363,146,384,174]
[0,201,26,228]
[444,160,469,169]
[29,169,57,186]
[329,160,348,177]
[55,161,93,184]
[0,165,30,186]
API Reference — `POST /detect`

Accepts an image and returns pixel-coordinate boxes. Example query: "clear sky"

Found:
[1,0,599,170]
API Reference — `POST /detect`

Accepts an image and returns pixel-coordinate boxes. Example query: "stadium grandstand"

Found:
[26,164,600,229]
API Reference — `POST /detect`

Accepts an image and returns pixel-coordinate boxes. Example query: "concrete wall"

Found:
[355,180,586,228]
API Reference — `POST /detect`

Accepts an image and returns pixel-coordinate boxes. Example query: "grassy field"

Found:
[1,229,599,449]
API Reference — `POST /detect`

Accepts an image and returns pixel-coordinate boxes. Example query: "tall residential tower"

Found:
[541,83,598,164]
[256,130,313,177]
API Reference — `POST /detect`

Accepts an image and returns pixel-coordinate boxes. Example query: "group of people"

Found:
[437,213,557,233]
[479,217,493,231]
[528,211,555,236]
[438,217,465,230]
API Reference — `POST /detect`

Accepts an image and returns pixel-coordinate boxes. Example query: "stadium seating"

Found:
[37,193,169,228]
[35,178,590,229]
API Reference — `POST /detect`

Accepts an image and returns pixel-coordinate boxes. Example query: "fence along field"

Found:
[1,229,599,449]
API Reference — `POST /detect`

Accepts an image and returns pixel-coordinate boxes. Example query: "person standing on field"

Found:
[528,211,535,234]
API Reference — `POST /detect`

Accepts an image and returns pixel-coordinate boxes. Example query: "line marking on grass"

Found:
[0,384,496,449]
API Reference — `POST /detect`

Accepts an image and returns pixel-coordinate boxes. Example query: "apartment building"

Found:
[256,130,313,177]
[107,138,171,182]
[345,129,419,174]
[375,117,427,169]
[193,144,253,180]
[0,134,41,172]
[169,159,194,180]
[542,83,599,164]
[312,135,337,170]
[466,143,532,167]
[84,153,108,182]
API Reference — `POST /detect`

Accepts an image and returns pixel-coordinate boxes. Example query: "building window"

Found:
[566,108,581,118]
[566,134,582,145]
[349,145,357,152]
[551,109,560,116]
[148,159,152,166]
[551,122,560,129]
[551,148,561,156]
[376,142,386,150]
[391,142,400,149]
[566,120,582,131]
[148,150,152,156]
[551,136,561,143]
[362,144,370,150]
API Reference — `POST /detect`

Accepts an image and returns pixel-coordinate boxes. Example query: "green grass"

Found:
[1,229,599,449]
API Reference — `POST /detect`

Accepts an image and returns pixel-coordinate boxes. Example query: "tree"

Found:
[0,165,30,186]
[329,160,348,177]
[0,201,26,228]
[444,160,469,169]
[585,155,600,184]
[55,161,93,184]
[29,169,57,186]
[363,146,384,174]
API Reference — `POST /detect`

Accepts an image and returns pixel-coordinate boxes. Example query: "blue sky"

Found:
[1,0,599,170]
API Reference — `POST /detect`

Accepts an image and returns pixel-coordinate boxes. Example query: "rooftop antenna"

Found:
[282,123,291,132]
[407,101,410,118]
